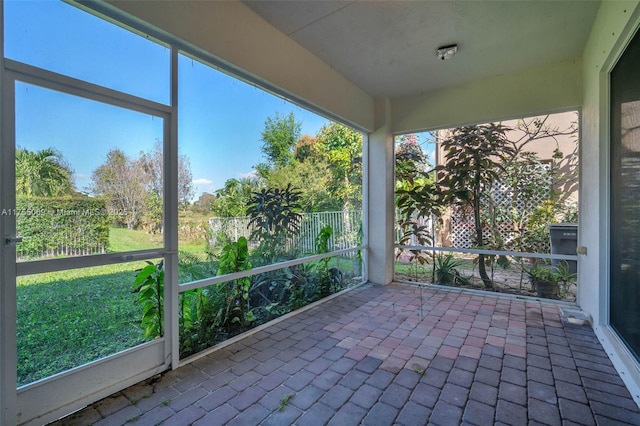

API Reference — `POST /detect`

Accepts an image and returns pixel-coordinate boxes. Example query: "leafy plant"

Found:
[285,264,310,312]
[247,184,303,264]
[264,301,290,318]
[433,253,471,286]
[16,147,74,197]
[316,122,363,213]
[217,237,254,330]
[436,123,516,288]
[395,135,440,268]
[523,259,576,299]
[132,260,164,339]
[315,225,334,298]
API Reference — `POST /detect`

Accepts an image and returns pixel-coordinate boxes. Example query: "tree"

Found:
[210,177,261,217]
[395,135,439,265]
[92,142,195,232]
[260,134,337,212]
[16,147,74,197]
[316,122,363,212]
[395,134,430,183]
[264,160,336,212]
[140,140,195,208]
[91,149,147,229]
[192,192,216,214]
[247,184,302,264]
[259,112,301,169]
[436,124,516,288]
[293,134,322,162]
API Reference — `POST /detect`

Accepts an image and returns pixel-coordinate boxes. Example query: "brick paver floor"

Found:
[52,283,640,425]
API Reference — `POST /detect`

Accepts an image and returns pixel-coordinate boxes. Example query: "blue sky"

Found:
[5,0,328,199]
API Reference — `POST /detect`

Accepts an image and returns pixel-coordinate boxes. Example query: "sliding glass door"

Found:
[610,29,640,362]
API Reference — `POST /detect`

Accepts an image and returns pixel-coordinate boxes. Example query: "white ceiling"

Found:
[243,0,601,98]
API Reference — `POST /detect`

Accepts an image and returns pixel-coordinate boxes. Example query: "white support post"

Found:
[167,47,180,370]
[367,98,395,285]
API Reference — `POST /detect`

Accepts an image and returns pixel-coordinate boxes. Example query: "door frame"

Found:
[594,5,640,408]
[1,59,177,426]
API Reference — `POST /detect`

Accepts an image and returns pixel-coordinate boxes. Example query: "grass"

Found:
[109,227,162,252]
[17,262,150,386]
[278,394,294,411]
[17,226,361,386]
[109,226,208,254]
[17,226,208,387]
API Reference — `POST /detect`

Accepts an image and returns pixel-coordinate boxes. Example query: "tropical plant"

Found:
[436,123,516,288]
[433,253,471,286]
[395,135,439,266]
[211,177,261,218]
[284,264,311,312]
[315,224,334,298]
[16,147,74,197]
[217,237,253,330]
[247,184,303,264]
[132,260,164,339]
[262,160,336,212]
[523,259,576,299]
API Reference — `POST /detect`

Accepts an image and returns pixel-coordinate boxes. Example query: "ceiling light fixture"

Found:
[436,44,458,60]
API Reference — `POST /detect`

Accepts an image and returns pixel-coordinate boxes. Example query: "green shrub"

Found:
[15,197,109,259]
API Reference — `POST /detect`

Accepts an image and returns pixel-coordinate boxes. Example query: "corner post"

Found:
[367,98,395,285]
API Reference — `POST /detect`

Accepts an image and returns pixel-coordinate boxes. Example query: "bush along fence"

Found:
[209,210,363,254]
[136,202,365,358]
[15,197,109,260]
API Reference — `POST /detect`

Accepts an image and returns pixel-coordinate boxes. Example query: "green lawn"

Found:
[16,227,358,386]
[17,227,210,386]
[17,262,149,386]
[109,226,208,254]
[108,227,163,252]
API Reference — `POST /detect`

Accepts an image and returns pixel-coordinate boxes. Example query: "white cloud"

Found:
[193,178,213,185]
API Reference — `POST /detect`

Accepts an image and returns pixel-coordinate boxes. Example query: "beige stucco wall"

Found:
[390,57,583,134]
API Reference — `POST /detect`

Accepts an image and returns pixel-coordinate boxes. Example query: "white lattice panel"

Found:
[449,169,552,252]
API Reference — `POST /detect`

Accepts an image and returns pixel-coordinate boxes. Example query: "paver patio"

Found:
[52,283,640,425]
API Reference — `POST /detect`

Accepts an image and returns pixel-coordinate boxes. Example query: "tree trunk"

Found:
[474,172,493,288]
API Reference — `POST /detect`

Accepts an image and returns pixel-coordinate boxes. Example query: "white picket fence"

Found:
[208,210,362,254]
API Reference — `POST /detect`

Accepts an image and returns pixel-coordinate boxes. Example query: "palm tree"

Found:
[16,148,74,197]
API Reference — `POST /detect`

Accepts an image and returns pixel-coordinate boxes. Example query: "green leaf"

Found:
[133,264,156,287]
